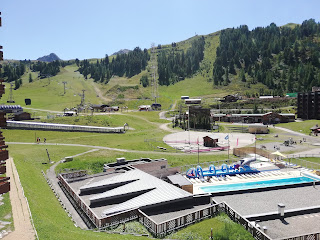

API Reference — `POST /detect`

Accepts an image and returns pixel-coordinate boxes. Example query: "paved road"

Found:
[4,158,36,240]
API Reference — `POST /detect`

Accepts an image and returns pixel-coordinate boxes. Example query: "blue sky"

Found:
[1,0,320,60]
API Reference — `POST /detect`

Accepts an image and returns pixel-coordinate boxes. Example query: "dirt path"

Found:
[4,158,36,240]
[171,100,177,111]
[159,123,181,133]
[92,83,110,102]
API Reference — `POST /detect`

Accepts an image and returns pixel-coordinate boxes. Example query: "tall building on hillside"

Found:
[297,91,320,120]
[0,12,10,194]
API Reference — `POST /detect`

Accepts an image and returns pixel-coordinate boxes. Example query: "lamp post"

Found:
[218,102,221,132]
[188,105,190,153]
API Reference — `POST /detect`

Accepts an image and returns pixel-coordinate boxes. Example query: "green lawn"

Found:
[1,65,102,111]
[168,214,254,240]
[55,148,229,174]
[4,113,171,151]
[277,120,320,135]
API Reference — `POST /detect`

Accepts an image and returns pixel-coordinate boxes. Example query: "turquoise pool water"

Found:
[200,176,318,193]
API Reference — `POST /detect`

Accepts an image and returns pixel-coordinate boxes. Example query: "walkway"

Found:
[46,149,99,229]
[7,141,230,156]
[4,158,36,240]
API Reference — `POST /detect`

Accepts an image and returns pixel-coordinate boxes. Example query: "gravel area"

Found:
[163,131,255,152]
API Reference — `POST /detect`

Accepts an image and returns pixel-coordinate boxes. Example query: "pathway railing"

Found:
[275,231,320,240]
[283,157,320,170]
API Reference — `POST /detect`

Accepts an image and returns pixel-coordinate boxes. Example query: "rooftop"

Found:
[68,168,192,219]
[212,184,320,217]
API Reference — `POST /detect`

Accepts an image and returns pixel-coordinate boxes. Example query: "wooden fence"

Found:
[233,147,273,159]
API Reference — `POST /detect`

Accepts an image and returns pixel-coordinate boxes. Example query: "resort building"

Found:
[0,24,10,195]
[297,91,320,120]
[58,165,210,230]
[212,112,295,124]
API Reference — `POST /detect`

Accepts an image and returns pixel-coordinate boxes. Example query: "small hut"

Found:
[203,136,219,147]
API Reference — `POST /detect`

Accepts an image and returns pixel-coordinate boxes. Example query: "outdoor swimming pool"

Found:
[200,176,319,193]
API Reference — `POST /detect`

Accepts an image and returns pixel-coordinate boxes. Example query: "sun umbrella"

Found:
[271,151,287,158]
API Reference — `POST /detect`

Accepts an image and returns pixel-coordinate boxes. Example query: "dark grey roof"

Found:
[81,169,192,217]
[167,174,192,187]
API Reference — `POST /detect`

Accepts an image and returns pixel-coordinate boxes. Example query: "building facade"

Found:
[0,12,10,195]
[297,91,320,120]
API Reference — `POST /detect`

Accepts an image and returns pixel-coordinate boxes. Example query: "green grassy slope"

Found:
[1,65,104,111]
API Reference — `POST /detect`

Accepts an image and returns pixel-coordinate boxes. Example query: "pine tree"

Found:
[29,73,33,83]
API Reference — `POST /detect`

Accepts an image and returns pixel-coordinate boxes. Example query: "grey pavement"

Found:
[212,185,320,217]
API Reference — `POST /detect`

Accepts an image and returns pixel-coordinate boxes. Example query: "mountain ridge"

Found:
[37,53,61,62]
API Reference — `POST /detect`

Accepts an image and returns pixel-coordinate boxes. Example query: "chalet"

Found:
[91,104,109,112]
[13,112,32,121]
[203,136,219,147]
[212,112,295,124]
[185,99,201,104]
[220,95,239,103]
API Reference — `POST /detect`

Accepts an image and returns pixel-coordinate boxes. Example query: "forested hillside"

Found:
[77,47,149,83]
[0,60,73,89]
[213,19,320,95]
[157,37,205,85]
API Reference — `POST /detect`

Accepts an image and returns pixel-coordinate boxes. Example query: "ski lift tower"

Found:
[7,82,15,103]
[151,43,159,104]
[80,89,85,106]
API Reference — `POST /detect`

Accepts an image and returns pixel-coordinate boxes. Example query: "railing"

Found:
[276,231,320,240]
[6,121,125,133]
[222,203,270,240]
[283,157,320,170]
[138,202,271,239]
